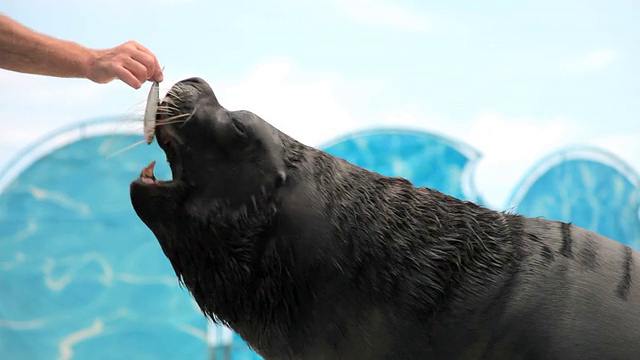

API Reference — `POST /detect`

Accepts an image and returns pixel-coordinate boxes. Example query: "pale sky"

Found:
[1,0,639,208]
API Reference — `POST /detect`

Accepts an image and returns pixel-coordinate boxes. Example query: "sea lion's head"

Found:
[130,77,289,238]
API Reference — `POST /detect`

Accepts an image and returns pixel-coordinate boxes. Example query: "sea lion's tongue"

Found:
[141,161,157,184]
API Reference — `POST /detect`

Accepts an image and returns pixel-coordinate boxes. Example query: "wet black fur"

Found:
[131,78,640,359]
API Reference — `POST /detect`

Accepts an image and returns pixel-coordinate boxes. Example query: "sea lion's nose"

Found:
[180,77,218,105]
[183,77,207,86]
[181,77,214,94]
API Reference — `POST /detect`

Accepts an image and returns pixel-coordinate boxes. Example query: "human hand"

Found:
[86,40,164,89]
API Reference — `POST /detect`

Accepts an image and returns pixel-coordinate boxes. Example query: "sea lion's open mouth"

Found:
[137,121,179,186]
[137,131,184,187]
[137,85,192,187]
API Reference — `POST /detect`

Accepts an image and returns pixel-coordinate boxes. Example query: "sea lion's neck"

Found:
[165,189,310,355]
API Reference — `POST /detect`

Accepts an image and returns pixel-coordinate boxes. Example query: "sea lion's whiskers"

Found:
[156,119,190,127]
[165,87,186,101]
[165,88,182,98]
[158,103,179,109]
[165,93,182,102]
[169,82,190,92]
[180,105,198,128]
[158,103,180,111]
[156,110,178,116]
[165,83,195,102]
[111,114,143,124]
[93,114,149,153]
[162,99,180,110]
[155,109,176,116]
[105,139,146,159]
[157,113,191,123]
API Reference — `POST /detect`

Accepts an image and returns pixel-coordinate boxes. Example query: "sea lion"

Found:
[129,77,640,359]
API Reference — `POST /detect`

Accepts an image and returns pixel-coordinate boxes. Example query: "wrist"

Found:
[81,47,100,81]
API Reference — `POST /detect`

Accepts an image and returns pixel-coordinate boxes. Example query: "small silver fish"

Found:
[144,81,160,145]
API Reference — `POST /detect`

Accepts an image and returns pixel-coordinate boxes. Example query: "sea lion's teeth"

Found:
[141,160,157,180]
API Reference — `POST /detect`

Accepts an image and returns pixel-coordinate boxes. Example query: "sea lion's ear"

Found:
[276,170,287,188]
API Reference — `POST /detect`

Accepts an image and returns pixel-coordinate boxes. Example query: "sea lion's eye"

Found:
[231,118,247,138]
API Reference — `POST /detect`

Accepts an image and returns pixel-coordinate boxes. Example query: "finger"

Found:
[131,41,153,57]
[123,57,150,85]
[129,50,156,80]
[153,57,163,82]
[131,42,163,82]
[113,66,142,89]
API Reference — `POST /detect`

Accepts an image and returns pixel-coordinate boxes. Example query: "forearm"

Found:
[0,14,94,78]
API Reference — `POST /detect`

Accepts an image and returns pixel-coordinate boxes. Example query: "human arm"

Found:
[0,14,163,88]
